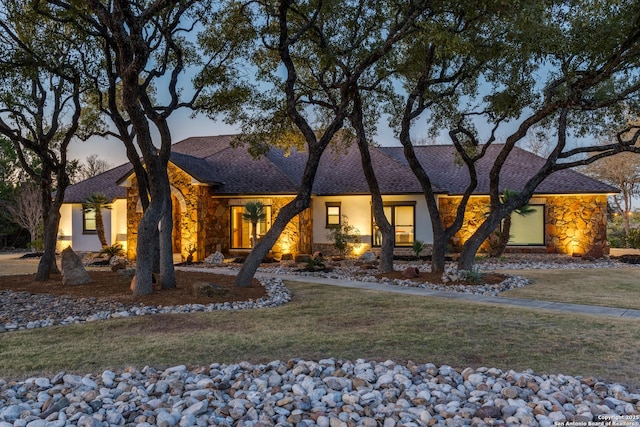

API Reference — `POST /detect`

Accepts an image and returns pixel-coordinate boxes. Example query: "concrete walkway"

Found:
[178,266,640,320]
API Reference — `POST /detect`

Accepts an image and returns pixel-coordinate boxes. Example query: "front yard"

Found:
[499,267,640,310]
[1,269,639,390]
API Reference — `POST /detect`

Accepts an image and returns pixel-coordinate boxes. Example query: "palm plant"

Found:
[242,201,266,248]
[489,189,536,258]
[412,240,427,260]
[82,192,112,248]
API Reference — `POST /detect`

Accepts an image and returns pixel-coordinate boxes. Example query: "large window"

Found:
[231,204,272,249]
[83,209,97,234]
[508,204,545,245]
[372,203,415,247]
[325,202,341,228]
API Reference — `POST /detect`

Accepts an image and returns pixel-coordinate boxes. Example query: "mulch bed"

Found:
[0,270,265,306]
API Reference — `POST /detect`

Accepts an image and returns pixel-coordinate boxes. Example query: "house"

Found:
[59,135,617,260]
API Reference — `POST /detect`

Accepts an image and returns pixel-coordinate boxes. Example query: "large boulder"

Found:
[204,251,225,266]
[60,247,93,286]
[110,255,128,272]
[359,251,376,262]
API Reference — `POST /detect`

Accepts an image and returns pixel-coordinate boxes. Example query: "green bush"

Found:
[412,240,427,260]
[100,243,125,259]
[627,229,640,249]
[326,215,361,257]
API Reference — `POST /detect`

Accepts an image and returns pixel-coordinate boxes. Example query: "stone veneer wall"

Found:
[544,195,607,254]
[126,178,143,261]
[126,164,221,262]
[127,166,313,260]
[439,194,608,254]
[439,196,491,252]
[205,197,313,259]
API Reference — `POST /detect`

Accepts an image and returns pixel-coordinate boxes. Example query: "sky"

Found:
[68,109,241,168]
[67,105,407,169]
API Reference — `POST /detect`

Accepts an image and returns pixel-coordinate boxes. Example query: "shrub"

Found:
[100,243,125,259]
[628,229,640,249]
[412,240,427,260]
[326,215,361,257]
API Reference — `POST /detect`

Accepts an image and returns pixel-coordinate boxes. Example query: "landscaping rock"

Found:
[359,251,376,262]
[191,281,231,297]
[60,247,93,286]
[475,406,501,420]
[0,359,637,427]
[203,251,225,266]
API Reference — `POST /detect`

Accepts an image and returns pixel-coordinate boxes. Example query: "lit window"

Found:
[231,205,272,249]
[83,209,97,234]
[326,202,341,228]
[508,204,545,245]
[372,203,415,247]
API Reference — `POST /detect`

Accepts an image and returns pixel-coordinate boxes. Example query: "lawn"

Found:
[499,267,640,310]
[1,279,639,391]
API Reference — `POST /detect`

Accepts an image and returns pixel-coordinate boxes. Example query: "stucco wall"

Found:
[310,195,433,256]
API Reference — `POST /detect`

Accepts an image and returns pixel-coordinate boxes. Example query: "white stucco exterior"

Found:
[57,199,127,253]
[311,194,433,246]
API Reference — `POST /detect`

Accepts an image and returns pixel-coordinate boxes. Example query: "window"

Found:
[231,204,272,249]
[83,209,97,234]
[508,204,545,245]
[325,202,341,228]
[372,203,415,247]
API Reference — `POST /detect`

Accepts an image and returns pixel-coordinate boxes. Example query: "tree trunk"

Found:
[376,207,395,273]
[234,140,330,287]
[235,195,310,287]
[96,210,108,247]
[624,212,631,246]
[35,180,60,281]
[350,92,395,272]
[492,214,512,258]
[134,199,162,295]
[252,222,258,248]
[36,208,60,280]
[159,192,176,289]
[430,227,448,274]
[458,213,503,270]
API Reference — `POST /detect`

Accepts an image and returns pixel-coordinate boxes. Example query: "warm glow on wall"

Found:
[280,237,292,255]
[351,242,367,258]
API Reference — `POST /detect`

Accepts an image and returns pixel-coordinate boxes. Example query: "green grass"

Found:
[499,267,640,310]
[1,280,639,391]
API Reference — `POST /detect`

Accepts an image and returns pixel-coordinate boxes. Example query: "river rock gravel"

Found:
[1,359,639,427]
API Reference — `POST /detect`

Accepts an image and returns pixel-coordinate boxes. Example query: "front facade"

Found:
[59,136,616,260]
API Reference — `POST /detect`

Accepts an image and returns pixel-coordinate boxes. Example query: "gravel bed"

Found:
[1,359,638,427]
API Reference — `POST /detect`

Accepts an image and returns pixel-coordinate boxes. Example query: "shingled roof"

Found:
[379,144,618,195]
[63,162,131,203]
[63,135,617,202]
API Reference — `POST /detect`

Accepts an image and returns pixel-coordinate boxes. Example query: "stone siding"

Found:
[439,194,608,254]
[544,195,607,254]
